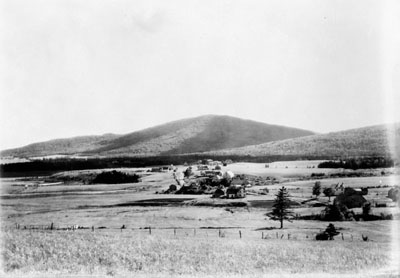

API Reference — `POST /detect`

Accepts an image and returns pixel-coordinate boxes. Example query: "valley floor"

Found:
[1,162,399,277]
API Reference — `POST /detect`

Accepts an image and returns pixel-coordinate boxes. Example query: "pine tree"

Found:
[270,186,293,229]
[312,181,321,198]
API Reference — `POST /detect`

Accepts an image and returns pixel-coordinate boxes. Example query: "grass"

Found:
[1,229,394,277]
[1,163,399,277]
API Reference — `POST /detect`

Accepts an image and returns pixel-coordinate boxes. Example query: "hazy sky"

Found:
[1,0,399,149]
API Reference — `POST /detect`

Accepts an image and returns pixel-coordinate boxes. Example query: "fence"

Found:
[12,223,368,241]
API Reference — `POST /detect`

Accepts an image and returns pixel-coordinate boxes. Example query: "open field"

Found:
[1,161,400,277]
[2,225,399,277]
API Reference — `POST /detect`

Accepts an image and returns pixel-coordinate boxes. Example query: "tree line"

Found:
[1,155,331,177]
[318,157,395,170]
[2,155,395,177]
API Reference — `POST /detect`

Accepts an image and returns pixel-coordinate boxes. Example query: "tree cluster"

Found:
[322,203,353,221]
[323,187,335,201]
[91,171,140,184]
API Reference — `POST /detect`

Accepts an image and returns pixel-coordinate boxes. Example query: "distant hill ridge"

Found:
[1,134,120,158]
[1,115,315,158]
[203,123,400,159]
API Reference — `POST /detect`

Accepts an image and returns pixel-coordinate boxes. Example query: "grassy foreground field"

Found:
[1,228,397,278]
[1,162,399,277]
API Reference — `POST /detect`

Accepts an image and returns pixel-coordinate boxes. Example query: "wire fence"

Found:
[11,223,367,241]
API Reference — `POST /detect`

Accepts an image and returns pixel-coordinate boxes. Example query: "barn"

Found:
[226,185,246,199]
[335,193,367,208]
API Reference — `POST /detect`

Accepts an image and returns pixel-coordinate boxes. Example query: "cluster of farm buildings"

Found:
[157,159,249,199]
[156,159,398,209]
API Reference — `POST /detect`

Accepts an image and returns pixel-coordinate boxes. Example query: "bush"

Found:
[311,173,325,178]
[316,223,340,240]
[380,213,393,220]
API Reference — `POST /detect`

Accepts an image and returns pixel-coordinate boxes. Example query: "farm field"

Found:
[1,161,400,277]
[2,225,399,278]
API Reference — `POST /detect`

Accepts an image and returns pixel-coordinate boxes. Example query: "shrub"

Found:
[380,213,393,220]
[316,223,340,240]
[311,173,325,178]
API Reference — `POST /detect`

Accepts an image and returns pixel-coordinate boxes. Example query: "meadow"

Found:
[1,226,398,277]
[1,161,399,277]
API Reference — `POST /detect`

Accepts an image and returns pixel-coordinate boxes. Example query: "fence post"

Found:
[276,232,278,239]
[174,228,176,237]
[239,230,242,239]
[149,227,152,235]
[281,234,284,239]
[262,232,264,239]
[288,234,290,240]
[341,233,344,241]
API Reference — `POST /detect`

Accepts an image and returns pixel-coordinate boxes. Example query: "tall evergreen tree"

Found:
[312,181,321,198]
[270,186,293,229]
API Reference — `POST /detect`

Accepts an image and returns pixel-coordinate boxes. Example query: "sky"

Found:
[1,0,399,150]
